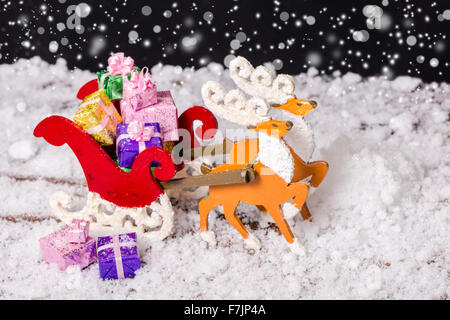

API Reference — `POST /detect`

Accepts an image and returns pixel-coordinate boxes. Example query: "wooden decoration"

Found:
[34,115,176,208]
[227,56,329,221]
[160,166,255,190]
[229,138,328,220]
[198,119,309,255]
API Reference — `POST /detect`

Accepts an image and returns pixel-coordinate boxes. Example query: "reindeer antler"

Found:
[201,81,270,126]
[229,56,296,105]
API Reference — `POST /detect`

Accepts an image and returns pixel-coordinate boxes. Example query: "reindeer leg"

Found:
[256,205,274,223]
[288,182,309,214]
[222,201,261,250]
[265,204,306,256]
[256,205,266,212]
[222,200,246,237]
[265,204,294,243]
[280,182,309,221]
[199,196,220,245]
[300,203,312,221]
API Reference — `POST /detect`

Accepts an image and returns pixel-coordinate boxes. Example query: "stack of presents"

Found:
[40,52,179,279]
[74,52,179,171]
[40,219,141,279]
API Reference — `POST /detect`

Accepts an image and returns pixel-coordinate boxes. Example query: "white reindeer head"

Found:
[201,80,270,126]
[229,56,296,105]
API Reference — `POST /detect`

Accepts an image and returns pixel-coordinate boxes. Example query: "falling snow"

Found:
[0,1,447,81]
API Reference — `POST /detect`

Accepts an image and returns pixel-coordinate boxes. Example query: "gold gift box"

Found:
[73,90,122,146]
[163,141,176,153]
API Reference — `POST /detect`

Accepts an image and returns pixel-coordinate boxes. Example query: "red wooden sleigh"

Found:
[33,80,252,241]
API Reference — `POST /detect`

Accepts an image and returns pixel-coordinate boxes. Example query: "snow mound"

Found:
[391,76,421,92]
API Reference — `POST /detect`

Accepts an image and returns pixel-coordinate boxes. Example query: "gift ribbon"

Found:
[107,52,134,75]
[78,98,119,134]
[116,122,162,156]
[68,221,87,234]
[128,119,155,141]
[97,235,137,279]
[68,229,84,234]
[99,52,135,91]
[128,67,155,91]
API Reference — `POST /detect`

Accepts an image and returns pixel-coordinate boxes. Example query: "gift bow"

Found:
[128,120,157,142]
[69,220,88,234]
[129,67,155,91]
[72,220,87,229]
[107,52,135,75]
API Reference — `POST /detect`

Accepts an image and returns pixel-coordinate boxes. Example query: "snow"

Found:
[391,76,422,92]
[1,57,449,299]
[8,139,38,161]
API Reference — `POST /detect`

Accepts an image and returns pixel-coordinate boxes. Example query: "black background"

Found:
[0,0,448,82]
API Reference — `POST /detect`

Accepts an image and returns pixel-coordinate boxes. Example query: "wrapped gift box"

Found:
[114,156,131,172]
[73,90,122,146]
[40,226,97,271]
[122,68,158,111]
[97,233,141,280]
[113,155,157,175]
[97,70,133,101]
[120,91,179,142]
[116,122,163,168]
[97,52,137,101]
[67,219,89,244]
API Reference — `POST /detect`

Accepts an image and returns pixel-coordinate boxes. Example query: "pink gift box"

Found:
[122,78,158,112]
[67,219,90,243]
[126,86,158,111]
[120,91,179,142]
[40,226,97,271]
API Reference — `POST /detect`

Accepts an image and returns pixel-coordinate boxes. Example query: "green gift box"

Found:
[114,156,131,173]
[113,156,156,175]
[97,68,140,101]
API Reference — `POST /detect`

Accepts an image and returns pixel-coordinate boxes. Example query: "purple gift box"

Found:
[40,225,97,271]
[97,233,141,280]
[116,122,163,168]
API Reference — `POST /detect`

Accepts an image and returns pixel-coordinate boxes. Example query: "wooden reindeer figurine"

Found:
[200,81,309,255]
[227,56,328,221]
